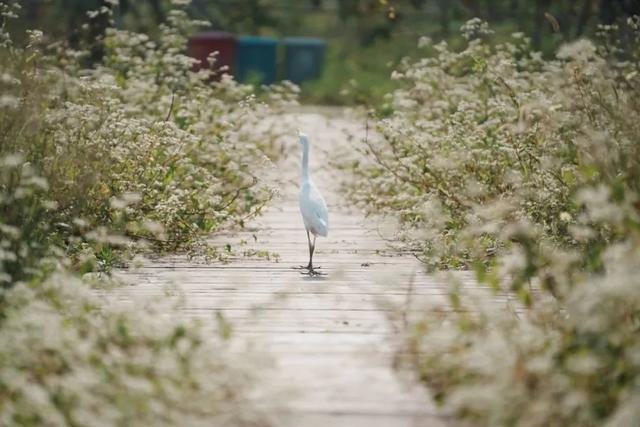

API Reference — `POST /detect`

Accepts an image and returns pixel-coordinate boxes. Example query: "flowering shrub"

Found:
[345,18,639,270]
[1,2,291,423]
[0,272,266,426]
[1,1,297,278]
[344,17,640,426]
[401,249,640,426]
[0,125,269,427]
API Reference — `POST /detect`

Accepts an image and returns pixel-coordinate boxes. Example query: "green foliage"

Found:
[14,0,640,106]
[344,18,640,426]
[1,2,288,424]
[301,35,408,106]
[0,156,60,287]
[344,18,640,270]
[0,2,297,283]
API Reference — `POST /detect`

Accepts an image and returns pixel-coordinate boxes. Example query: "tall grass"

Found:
[343,17,640,426]
[0,1,293,424]
[1,2,297,279]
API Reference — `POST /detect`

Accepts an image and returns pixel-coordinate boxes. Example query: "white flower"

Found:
[0,94,19,109]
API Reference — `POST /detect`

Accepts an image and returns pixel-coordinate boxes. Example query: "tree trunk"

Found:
[436,0,450,35]
[486,0,498,21]
[532,0,546,49]
[576,0,594,37]
[599,0,617,25]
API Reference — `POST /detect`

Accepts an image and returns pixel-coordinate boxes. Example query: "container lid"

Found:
[190,31,236,41]
[239,35,278,44]
[282,37,326,46]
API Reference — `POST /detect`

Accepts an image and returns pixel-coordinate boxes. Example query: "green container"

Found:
[236,36,278,85]
[283,37,326,84]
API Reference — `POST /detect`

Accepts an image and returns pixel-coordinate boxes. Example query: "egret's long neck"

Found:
[301,141,310,182]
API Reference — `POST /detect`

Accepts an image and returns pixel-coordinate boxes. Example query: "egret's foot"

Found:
[300,267,326,277]
[292,265,322,271]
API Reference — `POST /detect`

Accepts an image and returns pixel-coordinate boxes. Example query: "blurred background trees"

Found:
[19,0,640,45]
[15,0,640,104]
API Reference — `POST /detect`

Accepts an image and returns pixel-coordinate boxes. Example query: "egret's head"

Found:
[298,132,309,146]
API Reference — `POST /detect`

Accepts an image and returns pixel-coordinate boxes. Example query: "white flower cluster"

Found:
[0,272,266,426]
[1,2,298,274]
[343,18,640,426]
[1,3,296,424]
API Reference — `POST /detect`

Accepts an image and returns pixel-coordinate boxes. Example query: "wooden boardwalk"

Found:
[118,110,475,426]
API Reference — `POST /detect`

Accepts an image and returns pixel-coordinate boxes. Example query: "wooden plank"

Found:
[265,412,451,427]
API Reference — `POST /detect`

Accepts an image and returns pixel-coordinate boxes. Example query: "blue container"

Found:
[283,37,326,84]
[236,36,278,85]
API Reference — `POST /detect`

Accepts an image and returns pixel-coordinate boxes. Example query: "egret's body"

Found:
[298,133,328,273]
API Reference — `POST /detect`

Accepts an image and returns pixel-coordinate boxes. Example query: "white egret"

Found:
[297,132,328,274]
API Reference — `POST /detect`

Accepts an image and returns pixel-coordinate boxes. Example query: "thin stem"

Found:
[164,91,175,122]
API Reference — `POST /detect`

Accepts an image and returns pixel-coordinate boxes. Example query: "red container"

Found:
[188,31,237,77]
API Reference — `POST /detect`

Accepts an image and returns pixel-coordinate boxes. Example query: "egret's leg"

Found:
[306,230,313,269]
[294,230,313,271]
[297,230,323,276]
[309,235,317,271]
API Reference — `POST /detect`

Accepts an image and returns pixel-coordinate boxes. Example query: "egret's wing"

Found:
[314,207,328,227]
[309,187,329,231]
[298,184,328,236]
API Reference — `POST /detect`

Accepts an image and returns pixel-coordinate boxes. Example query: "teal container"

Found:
[283,37,326,84]
[236,36,278,85]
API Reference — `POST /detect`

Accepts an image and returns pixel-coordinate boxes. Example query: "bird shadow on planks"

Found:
[300,274,328,282]
[297,270,329,281]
